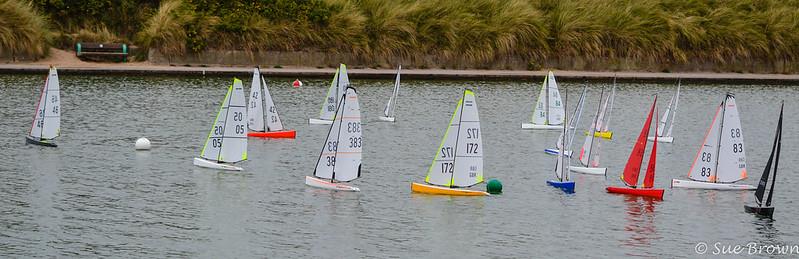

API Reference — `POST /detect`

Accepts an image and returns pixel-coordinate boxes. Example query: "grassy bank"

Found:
[3,0,799,72]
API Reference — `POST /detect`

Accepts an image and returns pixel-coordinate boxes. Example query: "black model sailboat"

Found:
[744,102,783,218]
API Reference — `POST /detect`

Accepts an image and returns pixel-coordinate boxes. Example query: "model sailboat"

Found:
[305,86,362,191]
[378,65,401,122]
[745,102,783,218]
[26,66,61,147]
[194,78,248,171]
[606,96,664,200]
[671,94,754,190]
[572,87,608,175]
[544,87,586,157]
[247,68,296,138]
[546,89,575,193]
[411,89,488,196]
[648,80,680,143]
[521,71,565,130]
[309,64,349,125]
[587,79,615,139]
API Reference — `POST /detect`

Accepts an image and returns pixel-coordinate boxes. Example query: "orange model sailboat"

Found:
[607,96,664,200]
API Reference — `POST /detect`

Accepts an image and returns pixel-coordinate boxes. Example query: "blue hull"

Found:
[547,180,575,193]
[544,148,572,157]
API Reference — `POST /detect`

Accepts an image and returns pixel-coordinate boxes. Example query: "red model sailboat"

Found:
[607,96,664,199]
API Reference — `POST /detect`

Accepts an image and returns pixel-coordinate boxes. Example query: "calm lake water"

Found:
[0,74,797,258]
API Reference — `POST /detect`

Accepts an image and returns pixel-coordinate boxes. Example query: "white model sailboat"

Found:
[521,71,565,130]
[648,80,680,143]
[193,78,248,171]
[745,102,783,218]
[379,65,401,122]
[572,87,608,175]
[672,93,754,190]
[411,89,488,196]
[26,66,61,147]
[546,89,575,193]
[306,86,362,191]
[544,86,587,157]
[309,64,350,125]
[247,67,296,138]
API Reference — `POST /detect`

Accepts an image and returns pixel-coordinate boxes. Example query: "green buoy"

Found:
[486,179,502,194]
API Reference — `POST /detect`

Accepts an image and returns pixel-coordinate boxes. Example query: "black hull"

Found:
[744,204,774,218]
[26,136,57,147]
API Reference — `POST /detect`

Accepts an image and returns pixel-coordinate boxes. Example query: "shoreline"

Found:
[1,63,798,84]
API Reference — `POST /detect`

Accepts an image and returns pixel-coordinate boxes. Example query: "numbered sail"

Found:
[621,97,656,187]
[200,79,248,163]
[426,96,463,186]
[688,104,722,182]
[452,90,483,187]
[716,95,747,183]
[383,65,401,118]
[546,71,565,125]
[261,76,284,131]
[29,67,61,139]
[531,74,548,125]
[247,68,265,131]
[314,87,361,181]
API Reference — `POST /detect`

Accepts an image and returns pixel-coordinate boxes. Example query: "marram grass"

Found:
[0,0,50,59]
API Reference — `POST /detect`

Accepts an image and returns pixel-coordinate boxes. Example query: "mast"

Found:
[545,74,550,124]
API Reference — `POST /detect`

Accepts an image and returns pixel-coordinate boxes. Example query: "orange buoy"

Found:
[292,79,302,88]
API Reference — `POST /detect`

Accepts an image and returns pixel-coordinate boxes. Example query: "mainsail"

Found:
[313,87,362,182]
[426,89,484,187]
[29,66,61,140]
[383,65,401,118]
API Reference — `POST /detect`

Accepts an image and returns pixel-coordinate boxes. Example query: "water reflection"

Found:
[622,195,661,255]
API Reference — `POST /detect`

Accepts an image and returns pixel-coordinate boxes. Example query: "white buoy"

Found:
[135,137,151,150]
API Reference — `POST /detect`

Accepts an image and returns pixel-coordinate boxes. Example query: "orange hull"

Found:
[248,130,296,138]
[606,186,664,200]
[410,182,489,196]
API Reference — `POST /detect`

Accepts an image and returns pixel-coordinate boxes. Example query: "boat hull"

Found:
[744,204,774,218]
[308,118,333,125]
[570,166,607,175]
[544,148,572,157]
[546,180,575,193]
[584,130,613,139]
[305,176,360,191]
[26,136,57,147]
[670,179,756,190]
[410,182,489,196]
[521,123,563,130]
[606,186,664,199]
[647,136,674,143]
[248,130,296,138]
[193,157,243,171]
[378,116,395,122]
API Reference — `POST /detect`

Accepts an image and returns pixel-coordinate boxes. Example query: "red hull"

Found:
[247,130,296,138]
[606,186,664,200]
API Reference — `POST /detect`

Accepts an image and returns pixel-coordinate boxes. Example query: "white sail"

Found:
[546,71,565,125]
[247,68,265,132]
[383,66,401,118]
[688,103,723,182]
[261,76,284,131]
[657,93,675,137]
[597,84,615,132]
[426,96,462,186]
[665,83,680,137]
[531,75,548,125]
[716,95,746,182]
[29,67,61,139]
[555,103,570,181]
[580,88,605,167]
[314,87,362,181]
[556,87,586,150]
[452,90,483,187]
[200,79,248,163]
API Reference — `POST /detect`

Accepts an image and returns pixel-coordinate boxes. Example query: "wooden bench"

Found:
[76,43,128,62]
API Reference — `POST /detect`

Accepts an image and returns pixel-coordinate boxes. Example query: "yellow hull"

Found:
[411,182,489,196]
[585,130,613,139]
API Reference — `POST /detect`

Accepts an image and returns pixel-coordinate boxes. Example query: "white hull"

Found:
[193,157,243,171]
[570,166,607,175]
[305,176,360,192]
[671,179,756,190]
[521,123,563,130]
[309,118,333,125]
[647,136,674,143]
[544,148,572,157]
[378,116,395,122]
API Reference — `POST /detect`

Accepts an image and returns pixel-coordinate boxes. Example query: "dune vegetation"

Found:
[3,0,799,71]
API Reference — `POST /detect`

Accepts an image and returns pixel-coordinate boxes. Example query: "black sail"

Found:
[754,102,783,206]
[765,103,783,207]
